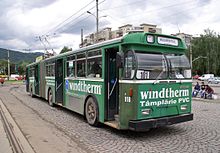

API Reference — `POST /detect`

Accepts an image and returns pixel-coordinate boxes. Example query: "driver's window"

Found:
[123,51,135,79]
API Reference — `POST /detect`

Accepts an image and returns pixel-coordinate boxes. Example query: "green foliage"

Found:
[0,48,40,75]
[191,29,220,76]
[0,48,43,63]
[60,46,72,54]
[0,60,8,74]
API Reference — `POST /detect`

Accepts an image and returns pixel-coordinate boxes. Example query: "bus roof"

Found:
[27,32,186,67]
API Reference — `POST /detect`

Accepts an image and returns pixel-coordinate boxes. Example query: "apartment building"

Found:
[81,23,162,47]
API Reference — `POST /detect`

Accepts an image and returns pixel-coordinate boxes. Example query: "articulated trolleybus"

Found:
[26,32,193,131]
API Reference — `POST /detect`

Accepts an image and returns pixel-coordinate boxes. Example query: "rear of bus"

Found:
[119,33,193,131]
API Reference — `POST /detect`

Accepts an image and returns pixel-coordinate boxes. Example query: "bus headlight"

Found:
[181,105,187,111]
[146,35,154,43]
[142,109,151,115]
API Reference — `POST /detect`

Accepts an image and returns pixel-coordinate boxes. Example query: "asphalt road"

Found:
[0,84,220,153]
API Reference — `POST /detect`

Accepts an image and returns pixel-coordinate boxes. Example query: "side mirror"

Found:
[116,52,124,68]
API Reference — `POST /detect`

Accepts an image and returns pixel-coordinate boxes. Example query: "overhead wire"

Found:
[101,0,148,11]
[118,0,216,25]
[35,0,216,51]
[58,0,106,34]
[36,0,97,51]
[105,0,198,19]
[45,0,95,35]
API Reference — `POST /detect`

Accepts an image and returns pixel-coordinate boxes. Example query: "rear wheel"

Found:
[85,97,99,126]
[48,89,54,107]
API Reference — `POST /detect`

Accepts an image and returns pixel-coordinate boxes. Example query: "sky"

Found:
[0,0,219,54]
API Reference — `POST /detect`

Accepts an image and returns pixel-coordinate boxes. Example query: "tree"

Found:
[17,61,30,75]
[191,28,220,76]
[0,60,8,75]
[60,46,72,54]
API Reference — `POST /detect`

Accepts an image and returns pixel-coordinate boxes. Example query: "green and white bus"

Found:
[26,32,193,131]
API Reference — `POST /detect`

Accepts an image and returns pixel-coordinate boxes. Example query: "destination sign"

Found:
[158,37,178,46]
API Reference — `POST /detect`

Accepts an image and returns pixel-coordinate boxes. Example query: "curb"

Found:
[192,97,220,103]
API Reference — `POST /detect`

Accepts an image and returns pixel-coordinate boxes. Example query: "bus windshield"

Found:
[135,52,191,80]
[166,54,191,79]
[136,52,167,80]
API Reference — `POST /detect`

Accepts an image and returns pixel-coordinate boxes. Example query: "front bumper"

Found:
[129,113,193,131]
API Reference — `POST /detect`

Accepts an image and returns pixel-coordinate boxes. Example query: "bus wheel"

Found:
[48,89,54,107]
[85,97,99,126]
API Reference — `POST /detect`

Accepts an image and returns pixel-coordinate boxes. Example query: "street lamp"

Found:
[192,56,207,63]
[87,11,107,42]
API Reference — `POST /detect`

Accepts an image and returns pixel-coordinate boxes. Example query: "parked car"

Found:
[0,78,4,84]
[198,74,214,81]
[15,76,23,80]
[193,75,200,79]
[208,77,220,84]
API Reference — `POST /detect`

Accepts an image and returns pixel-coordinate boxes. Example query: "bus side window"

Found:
[77,60,86,77]
[67,61,75,77]
[87,57,102,78]
[123,51,135,79]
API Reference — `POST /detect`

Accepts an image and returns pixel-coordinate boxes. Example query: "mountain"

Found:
[0,48,43,63]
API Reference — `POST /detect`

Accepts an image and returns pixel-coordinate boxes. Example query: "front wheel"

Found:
[48,89,54,107]
[85,97,99,126]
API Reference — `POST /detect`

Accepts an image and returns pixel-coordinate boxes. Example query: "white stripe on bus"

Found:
[119,80,192,84]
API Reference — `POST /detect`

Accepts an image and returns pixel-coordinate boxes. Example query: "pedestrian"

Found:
[192,82,200,97]
[204,85,214,99]
[200,82,206,98]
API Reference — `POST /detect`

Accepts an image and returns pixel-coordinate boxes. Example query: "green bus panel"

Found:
[119,81,192,129]
[64,79,105,122]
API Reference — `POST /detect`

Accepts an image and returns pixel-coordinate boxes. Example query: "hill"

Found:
[0,48,43,63]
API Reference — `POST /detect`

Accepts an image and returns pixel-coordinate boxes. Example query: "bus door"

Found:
[34,64,39,95]
[26,67,29,92]
[55,59,64,105]
[105,48,119,120]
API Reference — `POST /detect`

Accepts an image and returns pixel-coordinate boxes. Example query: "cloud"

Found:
[0,0,219,53]
[0,38,28,49]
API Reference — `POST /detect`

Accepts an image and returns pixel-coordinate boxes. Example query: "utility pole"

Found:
[189,44,192,68]
[81,28,83,46]
[87,0,104,43]
[96,0,99,42]
[7,50,10,81]
[96,0,99,34]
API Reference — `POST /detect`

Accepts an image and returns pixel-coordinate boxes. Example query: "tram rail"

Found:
[0,98,35,153]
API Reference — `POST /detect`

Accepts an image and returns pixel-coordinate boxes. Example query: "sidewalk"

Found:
[192,96,220,103]
[0,98,35,153]
[0,111,13,153]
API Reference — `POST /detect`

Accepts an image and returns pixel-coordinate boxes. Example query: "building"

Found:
[97,27,112,42]
[140,23,162,33]
[81,23,162,47]
[172,33,193,46]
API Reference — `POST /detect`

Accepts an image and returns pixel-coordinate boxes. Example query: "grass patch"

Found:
[5,80,25,84]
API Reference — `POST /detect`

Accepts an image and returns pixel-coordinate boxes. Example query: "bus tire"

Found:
[48,89,54,107]
[85,97,99,126]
